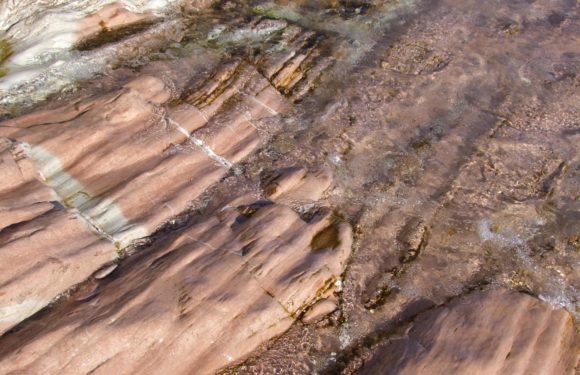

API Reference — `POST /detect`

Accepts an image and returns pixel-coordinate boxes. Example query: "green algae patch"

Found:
[0,39,12,63]
[0,38,13,78]
[252,3,303,24]
[75,19,159,51]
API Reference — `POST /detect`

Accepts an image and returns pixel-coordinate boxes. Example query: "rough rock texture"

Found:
[0,0,579,374]
[0,64,288,332]
[264,167,333,203]
[302,298,338,324]
[0,11,334,334]
[1,65,285,245]
[0,200,351,374]
[361,289,579,375]
[76,3,156,46]
[0,4,354,372]
[0,139,112,334]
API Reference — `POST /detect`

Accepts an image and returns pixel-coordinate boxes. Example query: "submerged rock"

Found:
[0,0,578,374]
[361,289,579,375]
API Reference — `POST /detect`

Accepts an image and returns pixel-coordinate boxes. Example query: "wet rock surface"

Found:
[0,0,579,374]
[360,289,578,375]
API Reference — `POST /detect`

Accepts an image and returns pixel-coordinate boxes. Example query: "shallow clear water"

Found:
[0,0,578,373]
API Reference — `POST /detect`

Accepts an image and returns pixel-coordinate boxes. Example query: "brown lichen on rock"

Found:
[311,223,341,250]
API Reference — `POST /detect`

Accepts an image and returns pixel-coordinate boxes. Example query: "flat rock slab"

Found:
[0,50,288,332]
[0,140,113,335]
[0,11,338,364]
[361,289,579,375]
[0,201,352,374]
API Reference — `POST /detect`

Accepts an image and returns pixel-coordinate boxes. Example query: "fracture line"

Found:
[236,89,279,115]
[168,118,234,169]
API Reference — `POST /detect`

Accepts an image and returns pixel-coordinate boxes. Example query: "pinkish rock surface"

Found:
[361,289,579,375]
[302,298,338,324]
[0,0,578,374]
[0,200,351,374]
[76,3,155,44]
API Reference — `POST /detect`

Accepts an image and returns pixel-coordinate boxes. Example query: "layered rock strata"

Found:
[0,13,335,337]
[0,0,578,374]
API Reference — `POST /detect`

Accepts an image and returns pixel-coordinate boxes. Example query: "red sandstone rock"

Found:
[0,1,578,373]
[0,55,290,334]
[0,139,113,334]
[361,289,579,375]
[264,167,334,203]
[76,3,155,44]
[302,298,338,324]
[0,201,352,374]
